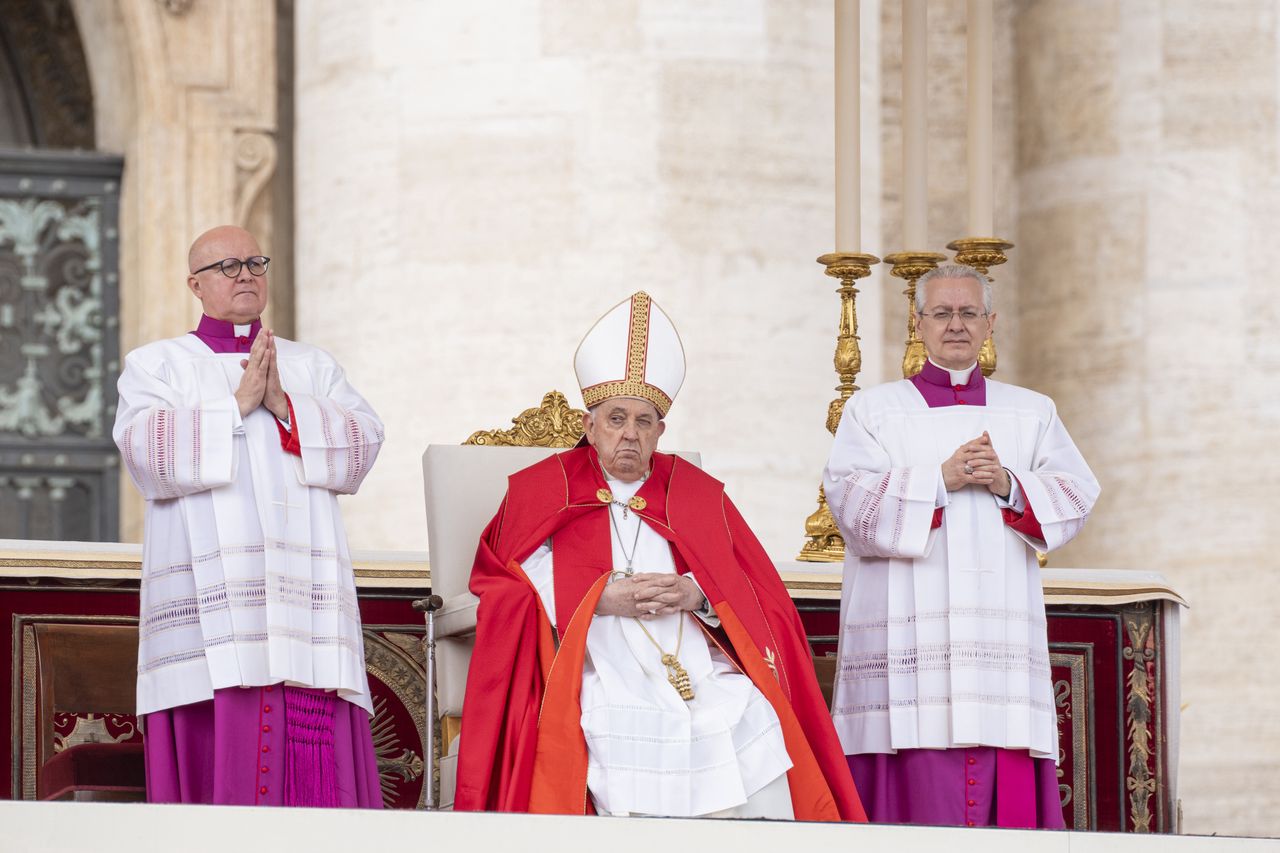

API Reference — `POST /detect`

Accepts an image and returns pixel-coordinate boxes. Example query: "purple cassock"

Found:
[844,359,1065,830]
[143,315,383,808]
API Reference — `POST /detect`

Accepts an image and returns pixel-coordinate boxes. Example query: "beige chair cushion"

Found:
[425,446,562,723]
[423,446,563,601]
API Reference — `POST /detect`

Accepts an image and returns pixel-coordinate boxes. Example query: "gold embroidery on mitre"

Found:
[625,291,651,383]
[581,380,672,417]
[596,488,613,504]
[579,291,673,417]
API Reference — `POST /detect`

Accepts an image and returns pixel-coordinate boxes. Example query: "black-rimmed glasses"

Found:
[191,256,271,278]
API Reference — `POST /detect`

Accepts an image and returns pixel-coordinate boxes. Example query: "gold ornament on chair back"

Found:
[464,391,586,448]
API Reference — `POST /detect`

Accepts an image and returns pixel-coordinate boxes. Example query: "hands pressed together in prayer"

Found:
[942,431,1011,498]
[235,330,290,421]
[596,572,706,621]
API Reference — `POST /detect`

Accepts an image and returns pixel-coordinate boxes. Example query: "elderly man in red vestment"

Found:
[454,292,864,821]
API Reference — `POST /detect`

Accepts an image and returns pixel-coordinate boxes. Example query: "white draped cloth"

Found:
[521,474,794,817]
[824,378,1099,760]
[113,333,383,715]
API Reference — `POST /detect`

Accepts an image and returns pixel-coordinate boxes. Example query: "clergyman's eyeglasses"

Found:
[191,256,271,278]
[918,309,989,324]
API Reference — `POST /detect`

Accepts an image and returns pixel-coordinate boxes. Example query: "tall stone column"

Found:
[1014,0,1279,836]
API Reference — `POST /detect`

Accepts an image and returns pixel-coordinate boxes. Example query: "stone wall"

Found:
[1012,0,1279,837]
[294,0,889,560]
[292,0,1280,837]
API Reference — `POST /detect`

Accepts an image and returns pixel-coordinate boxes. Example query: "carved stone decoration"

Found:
[465,391,586,448]
[233,131,278,228]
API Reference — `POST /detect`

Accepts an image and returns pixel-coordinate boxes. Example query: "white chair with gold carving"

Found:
[420,392,583,810]
[420,391,699,809]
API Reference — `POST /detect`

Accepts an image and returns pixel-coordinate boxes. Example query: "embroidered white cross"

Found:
[272,495,303,527]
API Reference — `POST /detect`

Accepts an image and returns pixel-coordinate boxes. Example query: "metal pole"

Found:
[412,595,443,810]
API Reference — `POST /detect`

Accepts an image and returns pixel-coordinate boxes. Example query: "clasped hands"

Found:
[234,330,289,420]
[596,573,705,621]
[942,431,1011,498]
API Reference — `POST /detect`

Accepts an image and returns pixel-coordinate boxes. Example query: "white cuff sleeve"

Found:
[230,395,246,435]
[686,573,720,628]
[993,469,1026,513]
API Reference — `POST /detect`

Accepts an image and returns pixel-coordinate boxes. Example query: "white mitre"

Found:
[574,291,685,417]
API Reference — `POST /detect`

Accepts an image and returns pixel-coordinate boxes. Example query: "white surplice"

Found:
[823,377,1099,760]
[113,333,383,715]
[521,474,793,818]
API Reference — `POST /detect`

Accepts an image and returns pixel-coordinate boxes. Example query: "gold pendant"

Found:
[628,496,647,512]
[661,653,694,701]
[596,488,612,504]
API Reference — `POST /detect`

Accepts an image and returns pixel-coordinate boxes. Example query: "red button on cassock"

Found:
[967,757,976,765]
[967,821,975,827]
[263,705,272,713]
[262,725,271,733]
[968,799,976,807]
[261,766,269,773]
[259,786,268,795]
[265,685,274,693]
[262,745,270,753]
[968,778,977,786]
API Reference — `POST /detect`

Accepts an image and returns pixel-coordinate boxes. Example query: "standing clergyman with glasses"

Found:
[823,263,1099,829]
[113,225,385,807]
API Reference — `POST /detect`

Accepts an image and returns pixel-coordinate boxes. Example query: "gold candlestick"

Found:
[797,251,879,563]
[946,237,1013,377]
[884,251,947,378]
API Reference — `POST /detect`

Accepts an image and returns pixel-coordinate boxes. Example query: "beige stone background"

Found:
[291,1,1280,836]
[293,0,892,562]
[64,0,1277,839]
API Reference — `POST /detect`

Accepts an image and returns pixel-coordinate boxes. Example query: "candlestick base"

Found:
[946,236,1014,274]
[885,251,947,378]
[797,251,879,563]
[947,237,1013,376]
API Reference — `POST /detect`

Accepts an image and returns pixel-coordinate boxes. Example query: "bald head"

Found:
[188,225,262,272]
[186,225,269,323]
